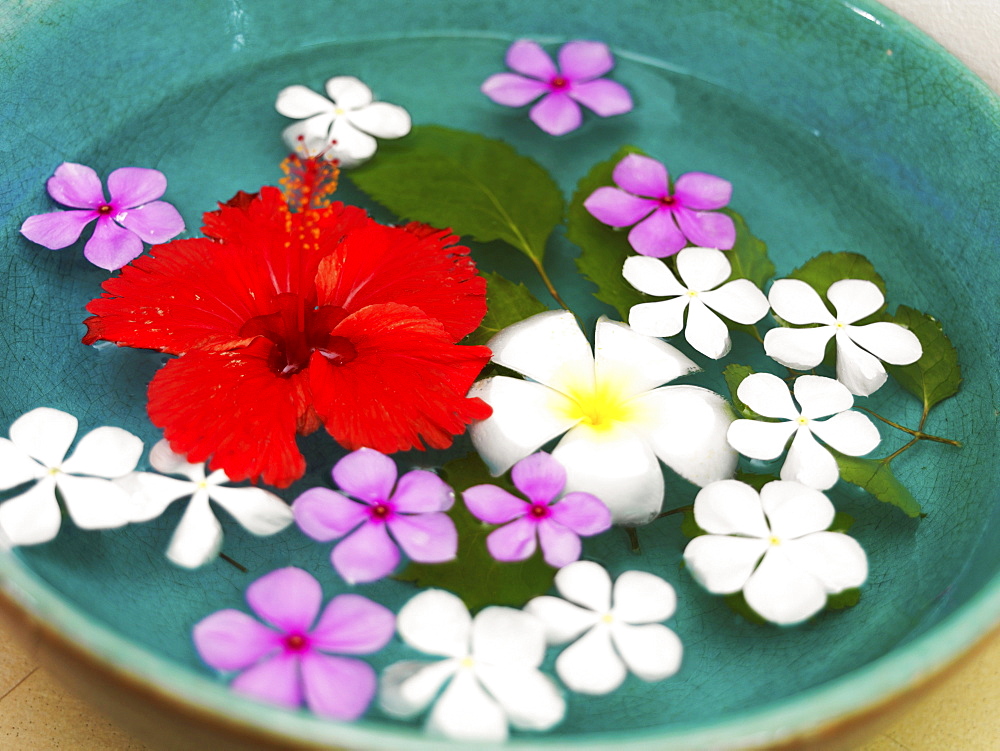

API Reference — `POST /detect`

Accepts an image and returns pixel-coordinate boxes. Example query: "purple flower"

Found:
[463,452,612,568]
[584,154,736,257]
[481,40,633,136]
[192,567,394,720]
[293,448,458,584]
[20,162,185,270]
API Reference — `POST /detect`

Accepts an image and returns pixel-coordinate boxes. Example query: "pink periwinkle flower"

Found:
[192,567,394,720]
[463,452,612,568]
[584,153,736,257]
[19,162,185,270]
[293,448,458,584]
[481,40,633,136]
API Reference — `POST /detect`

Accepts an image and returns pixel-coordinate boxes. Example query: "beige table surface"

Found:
[2,0,999,748]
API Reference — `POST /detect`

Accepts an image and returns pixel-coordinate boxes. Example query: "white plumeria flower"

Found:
[120,440,293,568]
[525,561,682,695]
[275,76,411,168]
[727,373,880,490]
[684,479,868,625]
[469,311,737,526]
[0,407,143,545]
[764,278,922,396]
[624,247,770,359]
[379,589,564,742]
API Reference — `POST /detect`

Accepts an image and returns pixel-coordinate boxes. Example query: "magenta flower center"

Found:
[657,194,678,209]
[367,501,395,523]
[548,75,570,91]
[528,502,552,520]
[282,632,311,653]
[96,204,114,215]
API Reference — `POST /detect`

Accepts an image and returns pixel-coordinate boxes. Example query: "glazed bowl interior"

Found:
[1,0,999,748]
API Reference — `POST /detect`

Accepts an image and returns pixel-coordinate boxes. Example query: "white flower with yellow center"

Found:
[469,311,738,525]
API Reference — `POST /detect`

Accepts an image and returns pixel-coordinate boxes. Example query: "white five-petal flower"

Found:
[120,440,293,568]
[727,373,880,490]
[0,407,143,545]
[624,247,770,359]
[525,561,682,694]
[275,76,411,168]
[764,278,922,396]
[379,589,565,742]
[684,479,868,625]
[469,311,738,525]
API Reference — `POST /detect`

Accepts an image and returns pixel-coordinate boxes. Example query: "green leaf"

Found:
[349,125,563,264]
[884,305,962,413]
[835,454,922,517]
[567,146,648,319]
[787,252,887,313]
[396,454,556,611]
[826,588,862,610]
[829,511,855,534]
[681,509,705,539]
[735,471,780,492]
[723,363,773,420]
[724,210,775,289]
[465,272,549,346]
[724,592,768,625]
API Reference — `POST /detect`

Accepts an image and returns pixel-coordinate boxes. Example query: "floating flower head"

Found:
[276,76,411,168]
[764,278,922,396]
[463,451,611,568]
[379,589,565,741]
[624,248,770,359]
[683,479,868,625]
[727,373,880,490]
[525,561,682,694]
[20,162,185,270]
[481,40,633,136]
[469,311,737,525]
[0,407,143,545]
[584,154,735,257]
[293,448,457,584]
[122,440,293,568]
[193,567,394,720]
[82,185,491,487]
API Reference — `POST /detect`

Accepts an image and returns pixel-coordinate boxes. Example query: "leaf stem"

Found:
[856,407,961,447]
[529,257,572,312]
[656,504,693,519]
[219,552,248,573]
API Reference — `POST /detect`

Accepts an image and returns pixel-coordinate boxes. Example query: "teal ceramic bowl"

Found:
[1,1,999,748]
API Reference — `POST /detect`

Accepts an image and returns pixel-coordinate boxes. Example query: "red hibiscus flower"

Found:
[83,185,492,487]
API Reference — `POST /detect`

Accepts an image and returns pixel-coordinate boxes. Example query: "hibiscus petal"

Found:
[486,310,595,392]
[553,423,665,525]
[84,216,144,270]
[390,512,458,564]
[231,652,302,708]
[164,493,223,568]
[481,72,548,106]
[554,624,626,694]
[275,84,336,118]
[536,520,582,567]
[486,517,538,562]
[427,668,508,741]
[764,325,835,370]
[331,448,397,503]
[684,298,732,359]
[627,298,690,338]
[10,407,76,469]
[346,102,411,139]
[328,118,378,168]
[558,40,614,80]
[553,559,612,613]
[192,609,279,671]
[20,210,95,250]
[700,280,771,325]
[331,522,400,584]
[675,246,731,291]
[809,411,880,456]
[743,548,828,625]
[301,653,376,720]
[60,426,142,478]
[570,79,633,116]
[510,451,566,504]
[628,209,687,258]
[116,201,185,245]
[622,254,687,297]
[469,377,579,477]
[324,76,374,110]
[311,593,395,654]
[397,589,471,659]
[505,39,557,80]
[529,92,582,136]
[781,428,839,490]
[594,317,700,396]
[584,187,656,228]
[107,167,167,208]
[246,567,322,633]
[47,163,105,207]
[208,484,293,536]
[691,479,770,536]
[847,322,922,365]
[727,418,797,461]
[827,279,884,323]
[524,596,600,644]
[550,492,611,536]
[684,534,769,594]
[631,385,738,487]
[476,664,565,731]
[56,474,134,530]
[612,570,676,623]
[768,278,836,325]
[759,480,834,539]
[673,207,736,250]
[293,488,367,541]
[835,331,890,396]
[783,532,868,592]
[737,372,800,420]
[674,172,733,210]
[0,477,61,545]
[611,621,682,681]
[379,659,458,718]
[462,485,528,524]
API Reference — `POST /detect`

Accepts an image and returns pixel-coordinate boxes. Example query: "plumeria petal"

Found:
[627,297,690,338]
[486,517,538,562]
[684,298,732,358]
[768,279,837,325]
[612,570,677,623]
[389,512,458,563]
[673,206,736,250]
[584,187,655,228]
[510,451,566,505]
[207,484,293,536]
[782,532,868,593]
[246,567,322,633]
[332,521,400,584]
[9,407,76,469]
[846,321,922,365]
[328,117,379,167]
[293,488,367,541]
[536,520,582,567]
[691,479,770,536]
[781,428,840,490]
[558,40,615,80]
[684,534,770,594]
[193,609,280,671]
[764,325,835,370]
[281,116,335,156]
[427,668,508,741]
[379,659,459,718]
[106,167,167,208]
[391,469,453,513]
[611,621,682,682]
[149,438,205,481]
[699,280,770,325]
[808,411,880,456]
[346,102,411,139]
[0,439,45,490]
[85,216,144,270]
[56,474,134,530]
[743,548,828,625]
[727,418,797,460]
[60,426,142,478]
[793,374,855,418]
[324,76,374,110]
[524,596,600,644]
[165,492,224,568]
[396,589,471,659]
[481,73,549,106]
[476,664,565,731]
[46,162,105,208]
[676,246,733,291]
[827,279,884,323]
[20,210,95,250]
[310,593,395,654]
[301,653,377,720]
[569,79,633,116]
[505,39,557,79]
[231,652,302,708]
[275,84,336,118]
[553,560,612,613]
[549,492,611,535]
[622,254,687,297]
[121,472,193,523]
[737,372,801,420]
[613,154,669,197]
[463,485,528,524]
[834,331,890,396]
[673,172,733,210]
[759,481,835,539]
[116,201,185,245]
[593,317,700,396]
[486,310,595,392]
[0,477,61,545]
[472,606,546,667]
[628,208,687,257]
[331,448,397,503]
[554,625,625,694]
[529,92,582,136]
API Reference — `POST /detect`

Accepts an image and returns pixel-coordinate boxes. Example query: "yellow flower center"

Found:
[601,612,615,624]
[769,535,781,546]
[561,378,636,432]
